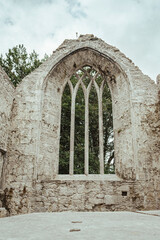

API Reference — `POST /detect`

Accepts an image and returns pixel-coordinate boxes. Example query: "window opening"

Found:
[74,86,85,174]
[59,65,114,175]
[89,85,99,174]
[103,83,114,173]
[59,83,71,174]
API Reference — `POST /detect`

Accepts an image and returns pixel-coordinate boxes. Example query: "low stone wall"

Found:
[32,180,138,212]
[3,177,160,216]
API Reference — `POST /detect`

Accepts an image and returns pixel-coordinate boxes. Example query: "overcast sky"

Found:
[0,0,159,80]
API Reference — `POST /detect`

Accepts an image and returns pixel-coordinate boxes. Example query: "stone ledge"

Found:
[52,174,122,181]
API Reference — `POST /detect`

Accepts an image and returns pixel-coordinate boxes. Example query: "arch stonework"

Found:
[0,35,160,215]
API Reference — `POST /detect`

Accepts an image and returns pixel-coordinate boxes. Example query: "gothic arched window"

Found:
[59,66,114,175]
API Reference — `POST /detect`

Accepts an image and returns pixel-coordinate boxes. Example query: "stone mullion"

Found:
[80,81,88,175]
[93,77,104,174]
[84,95,89,175]
[99,84,104,174]
[81,80,92,175]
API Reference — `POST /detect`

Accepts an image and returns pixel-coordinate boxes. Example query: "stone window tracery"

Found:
[59,66,114,175]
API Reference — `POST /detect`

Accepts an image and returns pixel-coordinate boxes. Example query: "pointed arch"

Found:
[59,65,114,175]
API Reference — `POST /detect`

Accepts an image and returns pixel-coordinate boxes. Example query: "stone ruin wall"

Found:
[0,67,14,213]
[0,67,14,185]
[0,35,160,216]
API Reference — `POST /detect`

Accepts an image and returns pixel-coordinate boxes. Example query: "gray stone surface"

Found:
[0,66,14,189]
[0,211,160,240]
[0,66,14,152]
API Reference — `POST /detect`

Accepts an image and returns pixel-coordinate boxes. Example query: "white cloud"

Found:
[0,0,159,80]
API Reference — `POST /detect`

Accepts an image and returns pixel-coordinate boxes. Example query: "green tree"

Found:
[59,68,115,174]
[59,84,71,174]
[0,44,48,86]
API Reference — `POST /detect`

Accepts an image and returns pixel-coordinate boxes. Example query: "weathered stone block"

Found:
[104,195,118,205]
[0,208,7,218]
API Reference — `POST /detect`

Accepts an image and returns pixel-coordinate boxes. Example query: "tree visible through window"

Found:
[59,66,114,174]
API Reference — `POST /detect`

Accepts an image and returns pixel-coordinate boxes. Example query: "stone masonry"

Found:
[0,35,159,216]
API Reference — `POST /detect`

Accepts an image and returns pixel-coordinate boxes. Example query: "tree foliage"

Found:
[0,44,48,86]
[59,70,114,174]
